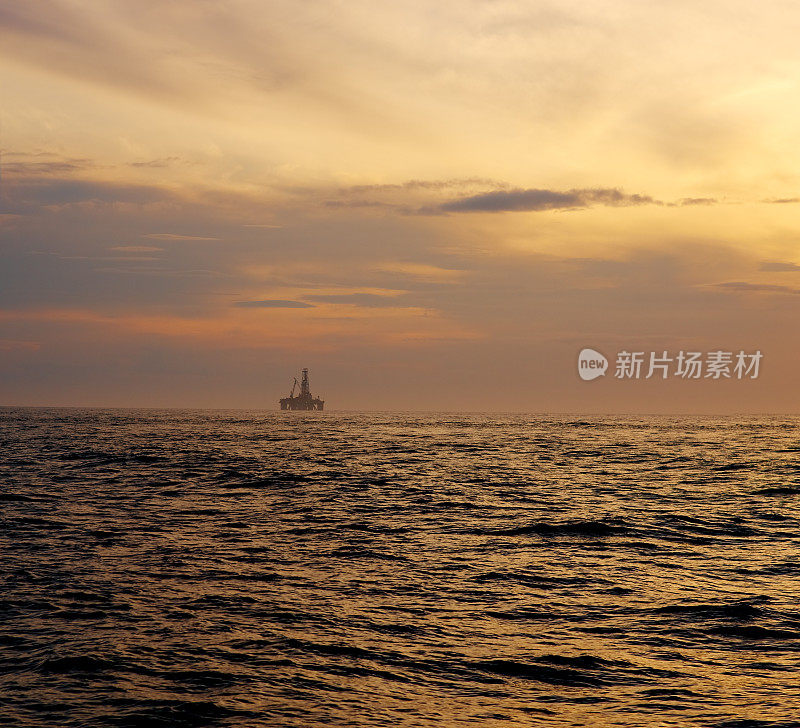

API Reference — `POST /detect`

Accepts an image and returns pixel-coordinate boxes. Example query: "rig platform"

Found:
[279,368,324,411]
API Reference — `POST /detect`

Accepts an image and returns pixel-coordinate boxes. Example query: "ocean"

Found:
[1,408,799,727]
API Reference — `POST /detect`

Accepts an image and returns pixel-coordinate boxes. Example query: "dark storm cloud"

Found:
[440,188,579,212]
[438,187,659,213]
[305,293,414,307]
[291,179,718,218]
[1,159,92,176]
[232,300,315,308]
[759,261,800,272]
[305,178,507,213]
[764,197,800,204]
[342,178,504,194]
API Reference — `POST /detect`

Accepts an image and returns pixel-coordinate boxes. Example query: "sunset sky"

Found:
[2,0,800,411]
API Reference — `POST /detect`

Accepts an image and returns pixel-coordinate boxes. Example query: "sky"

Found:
[2,0,800,411]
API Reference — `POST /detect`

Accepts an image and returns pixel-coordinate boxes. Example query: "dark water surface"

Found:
[2,409,800,727]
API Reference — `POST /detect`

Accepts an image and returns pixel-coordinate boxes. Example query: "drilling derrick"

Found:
[279,368,325,411]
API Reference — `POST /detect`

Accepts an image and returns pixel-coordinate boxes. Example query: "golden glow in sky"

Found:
[2,0,800,410]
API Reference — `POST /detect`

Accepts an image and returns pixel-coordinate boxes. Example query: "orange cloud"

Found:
[0,305,479,352]
[0,339,40,352]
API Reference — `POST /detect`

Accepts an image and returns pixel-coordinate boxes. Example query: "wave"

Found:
[469,518,629,538]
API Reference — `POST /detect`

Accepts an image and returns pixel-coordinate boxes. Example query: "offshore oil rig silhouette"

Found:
[279,368,324,411]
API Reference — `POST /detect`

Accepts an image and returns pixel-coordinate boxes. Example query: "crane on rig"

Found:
[279,369,324,411]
